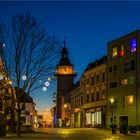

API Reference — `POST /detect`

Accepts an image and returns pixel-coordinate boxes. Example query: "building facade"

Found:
[107,30,140,129]
[70,81,82,127]
[20,96,36,128]
[80,56,107,128]
[70,56,107,128]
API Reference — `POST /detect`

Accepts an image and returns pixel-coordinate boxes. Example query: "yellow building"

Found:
[70,56,107,128]
[81,56,107,128]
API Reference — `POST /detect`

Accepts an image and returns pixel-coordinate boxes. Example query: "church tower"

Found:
[55,41,77,126]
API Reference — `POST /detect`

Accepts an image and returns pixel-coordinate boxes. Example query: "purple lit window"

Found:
[130,38,136,53]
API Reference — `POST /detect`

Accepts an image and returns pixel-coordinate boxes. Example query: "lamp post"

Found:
[110,98,114,123]
[110,98,117,134]
[64,104,67,127]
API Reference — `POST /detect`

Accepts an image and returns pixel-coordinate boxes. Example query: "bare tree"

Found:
[0,10,60,137]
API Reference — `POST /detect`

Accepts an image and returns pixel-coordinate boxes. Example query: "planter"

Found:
[120,124,128,135]
[129,126,137,133]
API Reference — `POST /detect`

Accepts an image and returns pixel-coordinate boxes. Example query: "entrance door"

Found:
[119,116,128,128]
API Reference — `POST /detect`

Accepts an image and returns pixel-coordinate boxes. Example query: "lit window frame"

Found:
[130,38,136,53]
[112,47,118,57]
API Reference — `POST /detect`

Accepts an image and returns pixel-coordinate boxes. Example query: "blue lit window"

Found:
[130,38,136,53]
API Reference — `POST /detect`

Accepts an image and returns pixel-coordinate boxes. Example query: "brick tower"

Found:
[55,41,77,127]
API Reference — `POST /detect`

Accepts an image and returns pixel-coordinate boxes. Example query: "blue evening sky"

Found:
[0,1,140,111]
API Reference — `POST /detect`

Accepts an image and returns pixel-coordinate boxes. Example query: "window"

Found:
[130,38,136,53]
[125,95,134,108]
[87,78,89,84]
[91,93,94,102]
[120,44,124,57]
[110,82,117,88]
[129,76,134,84]
[124,60,135,73]
[0,101,3,110]
[112,47,118,57]
[97,91,99,101]
[92,77,94,85]
[97,75,99,82]
[109,67,112,73]
[124,61,130,73]
[121,79,128,85]
[102,90,106,99]
[114,65,117,71]
[81,96,83,105]
[87,94,89,103]
[102,73,105,82]
[22,104,25,110]
[20,117,26,124]
[130,60,135,71]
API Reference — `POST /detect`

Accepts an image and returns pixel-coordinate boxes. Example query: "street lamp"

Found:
[110,98,117,134]
[64,104,67,127]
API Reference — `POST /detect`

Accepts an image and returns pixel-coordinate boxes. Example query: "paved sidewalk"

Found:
[1,128,140,140]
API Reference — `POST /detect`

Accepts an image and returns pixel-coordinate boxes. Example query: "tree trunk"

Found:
[17,100,21,137]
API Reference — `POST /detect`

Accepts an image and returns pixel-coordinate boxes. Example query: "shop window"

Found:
[112,47,118,57]
[86,113,91,125]
[130,38,136,53]
[125,95,134,108]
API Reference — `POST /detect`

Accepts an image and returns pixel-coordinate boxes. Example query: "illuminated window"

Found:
[119,44,124,56]
[121,79,128,85]
[112,47,117,57]
[125,95,134,108]
[129,76,134,84]
[130,38,136,53]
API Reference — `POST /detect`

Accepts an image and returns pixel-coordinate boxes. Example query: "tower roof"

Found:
[58,41,73,66]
